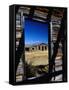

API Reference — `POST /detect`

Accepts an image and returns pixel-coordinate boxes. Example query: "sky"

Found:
[24,18,48,45]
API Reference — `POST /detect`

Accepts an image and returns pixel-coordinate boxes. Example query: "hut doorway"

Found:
[42,46,44,51]
[25,48,29,51]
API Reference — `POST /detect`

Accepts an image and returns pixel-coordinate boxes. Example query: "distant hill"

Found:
[25,43,48,48]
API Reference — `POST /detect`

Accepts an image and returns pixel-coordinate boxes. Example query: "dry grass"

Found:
[25,50,48,66]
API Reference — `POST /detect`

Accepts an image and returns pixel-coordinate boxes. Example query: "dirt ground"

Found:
[25,50,49,66]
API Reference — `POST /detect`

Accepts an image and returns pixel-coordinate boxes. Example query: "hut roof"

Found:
[25,43,48,48]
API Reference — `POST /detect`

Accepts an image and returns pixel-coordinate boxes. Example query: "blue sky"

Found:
[24,18,48,45]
